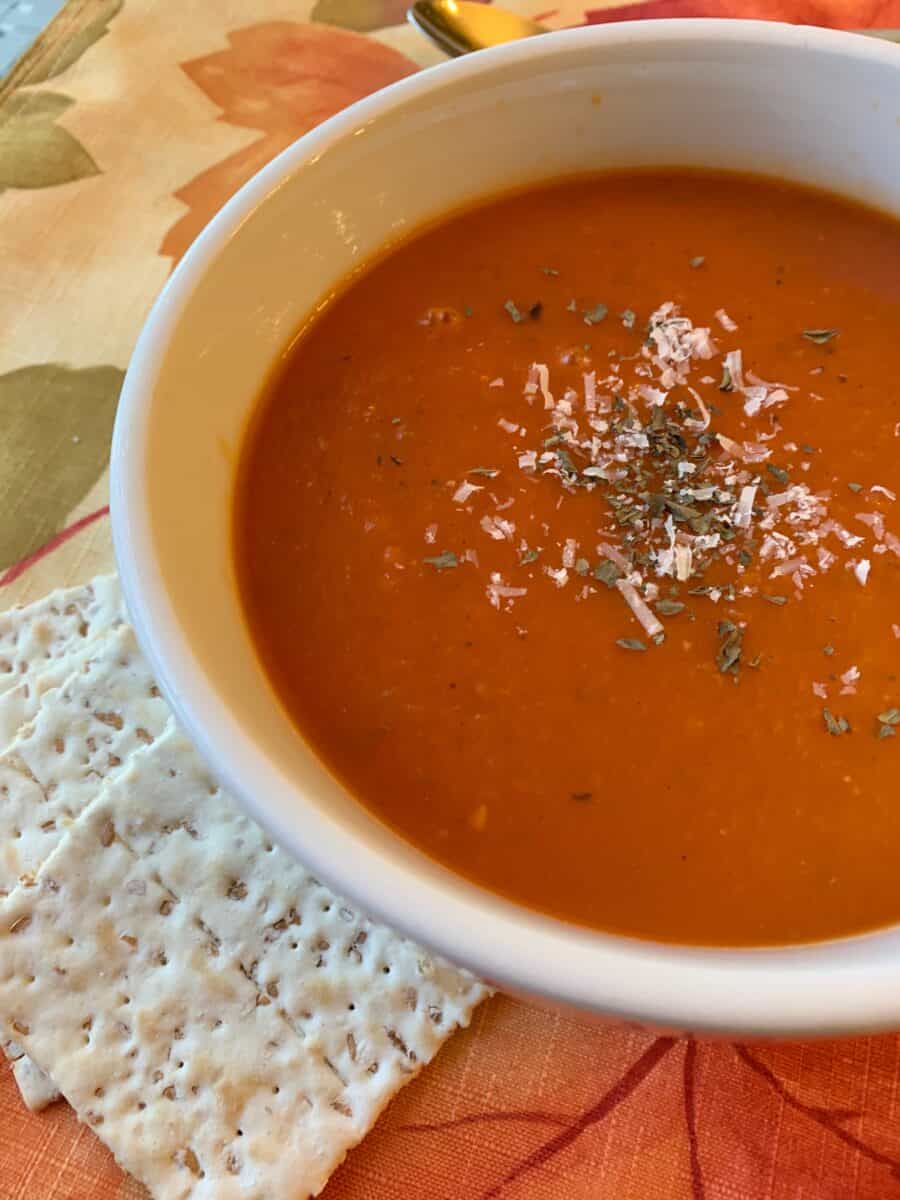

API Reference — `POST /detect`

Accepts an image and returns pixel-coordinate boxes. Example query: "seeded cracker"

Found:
[0,575,122,703]
[0,741,487,1199]
[0,576,123,747]
[98,726,488,1111]
[0,622,170,897]
[0,805,359,1200]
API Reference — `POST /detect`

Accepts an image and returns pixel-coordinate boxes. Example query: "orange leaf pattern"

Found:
[159,23,417,266]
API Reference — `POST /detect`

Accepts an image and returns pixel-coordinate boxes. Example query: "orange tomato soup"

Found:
[234,171,900,947]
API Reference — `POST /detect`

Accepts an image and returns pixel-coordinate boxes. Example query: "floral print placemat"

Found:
[3,2,900,1197]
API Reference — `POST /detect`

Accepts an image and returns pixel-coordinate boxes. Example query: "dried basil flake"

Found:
[423,551,458,572]
[823,707,850,736]
[583,303,608,326]
[802,328,838,345]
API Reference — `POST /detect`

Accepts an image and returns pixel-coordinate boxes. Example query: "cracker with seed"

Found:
[0,615,165,1103]
[0,622,170,898]
[11,1049,60,1112]
[0,774,483,1198]
[0,575,122,703]
[0,627,115,750]
[99,727,488,1116]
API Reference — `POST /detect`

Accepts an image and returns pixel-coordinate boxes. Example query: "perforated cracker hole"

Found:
[227,880,248,901]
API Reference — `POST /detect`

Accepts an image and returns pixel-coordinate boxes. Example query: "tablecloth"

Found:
[3,1,900,1196]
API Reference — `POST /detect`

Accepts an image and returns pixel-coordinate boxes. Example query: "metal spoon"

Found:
[407,0,900,56]
[407,0,545,56]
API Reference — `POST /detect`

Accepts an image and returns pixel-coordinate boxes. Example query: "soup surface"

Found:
[235,171,900,947]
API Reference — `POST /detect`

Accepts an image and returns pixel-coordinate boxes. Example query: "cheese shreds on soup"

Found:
[234,171,900,948]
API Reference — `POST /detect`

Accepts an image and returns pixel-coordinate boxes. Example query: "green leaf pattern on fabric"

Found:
[310,0,410,30]
[0,91,99,192]
[0,364,123,569]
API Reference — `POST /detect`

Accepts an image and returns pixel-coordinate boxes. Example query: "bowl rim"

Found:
[112,17,900,1037]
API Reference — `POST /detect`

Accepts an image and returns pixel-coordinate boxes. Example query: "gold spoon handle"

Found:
[408,0,545,56]
[408,0,900,56]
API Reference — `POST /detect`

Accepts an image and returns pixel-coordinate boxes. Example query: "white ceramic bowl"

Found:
[112,19,900,1038]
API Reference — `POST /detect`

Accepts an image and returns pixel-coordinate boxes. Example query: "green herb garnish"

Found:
[468,467,499,477]
[848,482,863,494]
[762,594,788,606]
[716,621,743,675]
[463,305,473,318]
[689,255,705,269]
[801,443,817,454]
[877,708,900,726]
[575,558,590,576]
[766,464,790,485]
[656,599,685,616]
[616,637,646,652]
[582,303,608,325]
[504,299,526,323]
[823,708,851,736]
[719,365,733,392]
[621,309,636,330]
[593,561,620,588]
[519,548,540,565]
[878,725,896,739]
[802,329,838,345]
[423,551,459,572]
[823,644,835,656]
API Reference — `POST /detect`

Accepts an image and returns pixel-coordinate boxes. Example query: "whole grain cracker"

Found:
[0,622,170,898]
[0,789,420,1199]
[102,727,488,1116]
[0,627,115,749]
[0,575,122,702]
[11,1049,60,1112]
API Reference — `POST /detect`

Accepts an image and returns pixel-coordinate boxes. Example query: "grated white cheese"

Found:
[452,482,482,505]
[480,515,515,541]
[616,579,663,639]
